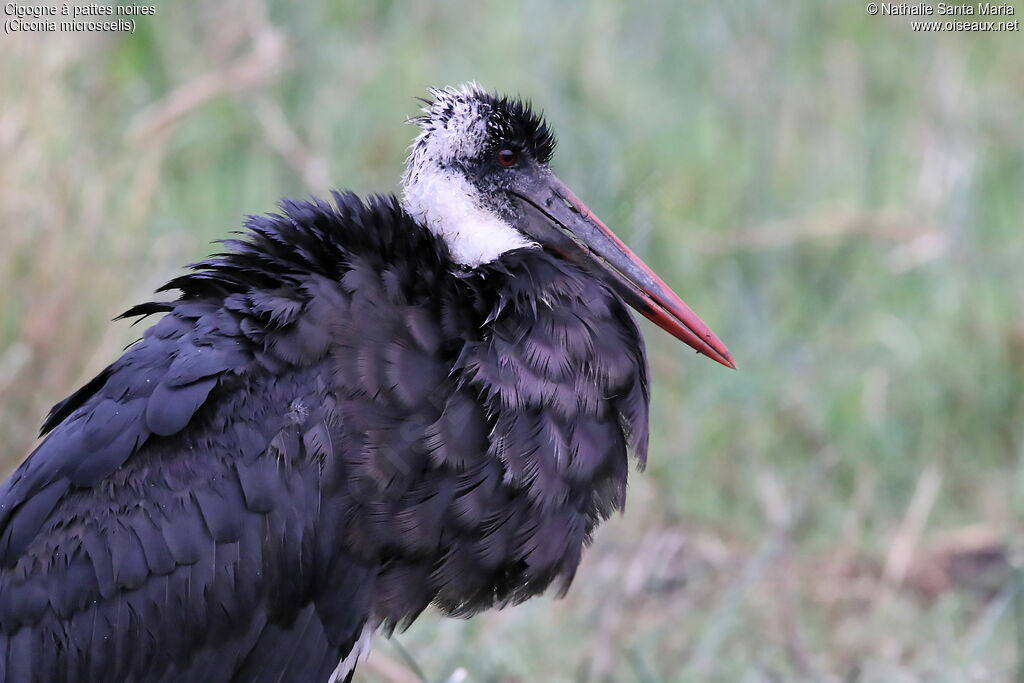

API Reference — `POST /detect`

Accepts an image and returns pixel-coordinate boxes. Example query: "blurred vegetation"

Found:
[2,1,1024,680]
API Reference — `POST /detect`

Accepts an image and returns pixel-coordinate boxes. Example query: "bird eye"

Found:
[497,149,518,167]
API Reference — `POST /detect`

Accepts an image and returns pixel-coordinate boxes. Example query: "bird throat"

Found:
[401,168,536,267]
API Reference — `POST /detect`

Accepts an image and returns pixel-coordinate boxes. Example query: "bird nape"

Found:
[0,84,733,682]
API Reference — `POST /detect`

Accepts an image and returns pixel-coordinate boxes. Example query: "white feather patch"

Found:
[401,83,537,267]
[328,623,375,683]
[402,167,535,267]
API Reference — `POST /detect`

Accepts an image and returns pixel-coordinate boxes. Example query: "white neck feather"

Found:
[401,168,535,267]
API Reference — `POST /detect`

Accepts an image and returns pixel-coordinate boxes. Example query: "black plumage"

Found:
[0,191,649,680]
[0,85,733,682]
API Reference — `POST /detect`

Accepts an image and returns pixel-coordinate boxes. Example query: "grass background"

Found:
[2,1,1024,680]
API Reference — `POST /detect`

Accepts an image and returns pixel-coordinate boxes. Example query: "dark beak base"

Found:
[513,173,736,369]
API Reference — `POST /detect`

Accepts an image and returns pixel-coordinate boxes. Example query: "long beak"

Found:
[512,172,736,369]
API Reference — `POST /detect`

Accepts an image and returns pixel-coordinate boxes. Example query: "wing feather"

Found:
[0,193,651,682]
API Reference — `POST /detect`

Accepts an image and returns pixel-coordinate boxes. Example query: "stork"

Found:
[0,84,734,682]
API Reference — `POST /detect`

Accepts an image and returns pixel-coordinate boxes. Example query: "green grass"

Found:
[2,1,1023,680]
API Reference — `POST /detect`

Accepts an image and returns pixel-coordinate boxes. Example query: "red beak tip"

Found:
[717,346,737,370]
[706,348,737,370]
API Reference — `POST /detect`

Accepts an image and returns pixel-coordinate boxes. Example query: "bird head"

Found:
[402,84,735,368]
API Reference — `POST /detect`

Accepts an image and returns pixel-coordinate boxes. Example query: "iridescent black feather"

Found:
[479,92,557,164]
[0,191,649,682]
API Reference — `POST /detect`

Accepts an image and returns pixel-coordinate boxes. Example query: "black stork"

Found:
[0,84,734,682]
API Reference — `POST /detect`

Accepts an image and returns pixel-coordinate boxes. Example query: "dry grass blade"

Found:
[882,464,943,589]
[686,401,839,678]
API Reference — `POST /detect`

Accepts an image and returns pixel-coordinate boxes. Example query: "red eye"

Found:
[497,149,518,167]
